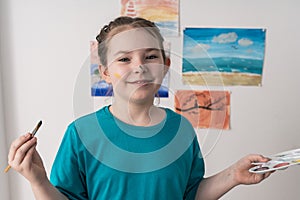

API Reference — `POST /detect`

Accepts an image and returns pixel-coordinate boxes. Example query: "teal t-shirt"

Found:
[50,106,205,199]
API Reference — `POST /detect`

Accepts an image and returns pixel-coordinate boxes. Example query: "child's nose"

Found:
[133,64,147,73]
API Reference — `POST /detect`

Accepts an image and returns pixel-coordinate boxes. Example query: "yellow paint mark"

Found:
[114,73,121,79]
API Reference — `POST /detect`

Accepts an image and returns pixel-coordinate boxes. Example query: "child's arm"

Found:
[195,154,273,200]
[7,133,68,200]
[31,178,68,200]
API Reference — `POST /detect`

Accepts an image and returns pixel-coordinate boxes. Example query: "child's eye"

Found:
[118,57,130,62]
[146,55,158,60]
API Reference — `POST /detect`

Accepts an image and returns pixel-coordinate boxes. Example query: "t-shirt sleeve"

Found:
[184,138,205,200]
[50,123,88,200]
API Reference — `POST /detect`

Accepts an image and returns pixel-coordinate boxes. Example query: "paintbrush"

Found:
[4,120,42,173]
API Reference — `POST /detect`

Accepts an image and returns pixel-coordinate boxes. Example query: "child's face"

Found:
[102,28,169,104]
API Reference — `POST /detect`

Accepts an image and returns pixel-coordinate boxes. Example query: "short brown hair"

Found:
[96,16,166,66]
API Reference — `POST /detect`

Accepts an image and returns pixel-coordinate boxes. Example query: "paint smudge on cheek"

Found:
[114,73,121,79]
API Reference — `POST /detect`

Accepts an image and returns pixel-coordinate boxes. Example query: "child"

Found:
[7,16,273,200]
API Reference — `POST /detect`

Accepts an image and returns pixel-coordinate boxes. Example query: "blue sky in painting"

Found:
[183,28,266,60]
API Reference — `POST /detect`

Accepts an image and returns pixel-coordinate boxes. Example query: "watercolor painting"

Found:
[120,0,179,36]
[90,41,169,97]
[182,28,266,86]
[174,90,230,130]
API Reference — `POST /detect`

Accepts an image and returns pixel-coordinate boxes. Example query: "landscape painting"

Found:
[182,27,266,86]
[121,0,179,36]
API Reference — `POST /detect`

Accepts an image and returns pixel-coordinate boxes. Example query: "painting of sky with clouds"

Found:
[182,28,266,86]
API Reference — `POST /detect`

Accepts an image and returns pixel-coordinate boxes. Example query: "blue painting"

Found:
[182,27,266,86]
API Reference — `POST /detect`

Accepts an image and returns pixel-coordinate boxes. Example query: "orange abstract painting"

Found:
[175,90,230,129]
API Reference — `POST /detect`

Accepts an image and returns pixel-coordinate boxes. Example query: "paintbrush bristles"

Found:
[31,120,42,136]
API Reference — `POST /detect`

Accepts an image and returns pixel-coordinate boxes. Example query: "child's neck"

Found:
[109,102,165,127]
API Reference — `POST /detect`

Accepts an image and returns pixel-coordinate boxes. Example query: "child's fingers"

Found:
[13,137,37,165]
[9,136,37,168]
[21,142,37,169]
[247,154,269,163]
[8,133,32,162]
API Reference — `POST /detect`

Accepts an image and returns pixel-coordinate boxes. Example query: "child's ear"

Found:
[165,57,171,67]
[164,57,171,74]
[98,65,112,83]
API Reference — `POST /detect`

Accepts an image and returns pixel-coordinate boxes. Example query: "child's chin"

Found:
[129,93,155,103]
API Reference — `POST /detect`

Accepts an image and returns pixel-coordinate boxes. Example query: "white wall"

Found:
[1,0,299,199]
[0,8,10,198]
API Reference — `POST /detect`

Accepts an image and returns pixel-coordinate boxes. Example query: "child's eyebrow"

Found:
[145,48,161,53]
[113,48,161,57]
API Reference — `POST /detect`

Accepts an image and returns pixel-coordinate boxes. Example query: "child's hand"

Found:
[231,154,274,185]
[7,133,47,187]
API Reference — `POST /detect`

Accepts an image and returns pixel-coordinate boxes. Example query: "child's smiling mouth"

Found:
[126,79,154,85]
